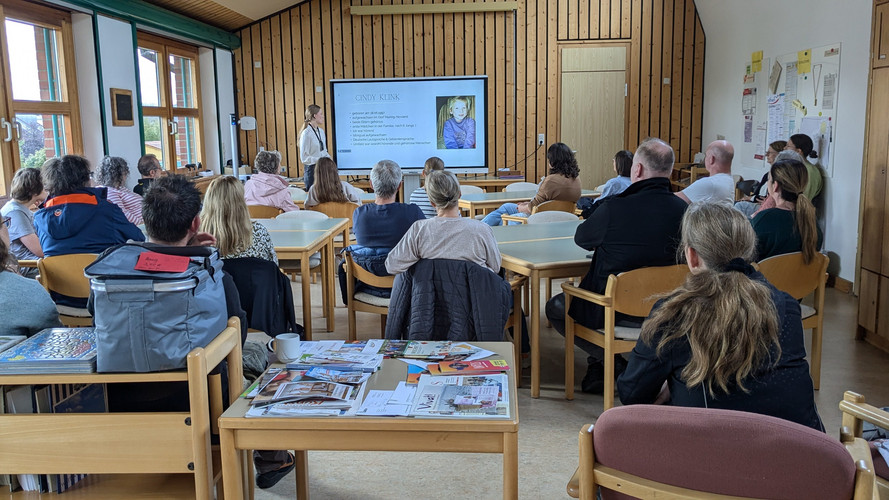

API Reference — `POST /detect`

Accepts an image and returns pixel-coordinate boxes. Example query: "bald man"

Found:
[676,140,735,204]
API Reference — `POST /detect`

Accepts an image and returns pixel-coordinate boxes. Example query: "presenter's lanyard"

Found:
[310,125,325,152]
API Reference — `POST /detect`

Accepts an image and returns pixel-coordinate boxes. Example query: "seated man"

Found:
[340,159,425,304]
[133,154,165,196]
[545,137,688,394]
[92,175,294,490]
[676,140,735,204]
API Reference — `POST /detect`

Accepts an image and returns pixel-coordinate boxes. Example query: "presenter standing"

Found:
[298,104,330,191]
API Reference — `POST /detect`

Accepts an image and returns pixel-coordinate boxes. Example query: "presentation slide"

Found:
[330,76,488,174]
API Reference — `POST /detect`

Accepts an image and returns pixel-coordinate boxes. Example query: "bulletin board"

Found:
[770,43,842,177]
[738,56,771,171]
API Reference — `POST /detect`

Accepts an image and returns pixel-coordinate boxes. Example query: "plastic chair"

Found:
[839,391,889,498]
[568,405,875,500]
[534,199,577,213]
[460,185,484,195]
[527,211,580,223]
[344,251,395,342]
[561,264,689,408]
[275,210,328,220]
[309,202,360,251]
[247,205,284,219]
[37,253,97,327]
[503,181,539,192]
[757,251,829,390]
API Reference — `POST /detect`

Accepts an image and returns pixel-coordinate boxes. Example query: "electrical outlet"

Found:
[538,133,545,146]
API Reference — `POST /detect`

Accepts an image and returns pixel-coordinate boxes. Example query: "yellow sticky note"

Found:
[752,61,762,73]
[798,61,811,73]
[752,50,763,63]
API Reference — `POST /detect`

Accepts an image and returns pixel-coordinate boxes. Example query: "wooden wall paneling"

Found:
[659,0,672,141]
[669,0,683,153]
[393,8,404,77]
[600,0,611,39]
[679,0,694,160]
[413,10,424,76]
[352,0,364,78]
[578,0,588,39]
[372,13,383,77]
[505,10,515,168]
[568,0,578,40]
[464,11,474,75]
[638,0,651,138]
[290,12,305,177]
[248,26,262,165]
[424,10,434,76]
[649,0,662,139]
[588,0,598,39]
[261,20,277,155]
[331,0,344,79]
[342,0,354,79]
[514,1,526,176]
[443,12,454,77]
[363,1,374,77]
[690,15,704,161]
[382,0,394,77]
[232,31,245,166]
[493,11,504,169]
[627,0,640,148]
[611,0,621,38]
[474,12,484,76]
[281,12,298,177]
[558,0,568,40]
[270,18,287,167]
[319,0,334,113]
[528,0,540,181]
[433,6,444,76]
[301,4,314,142]
[546,1,558,176]
[453,13,463,76]
[534,0,546,181]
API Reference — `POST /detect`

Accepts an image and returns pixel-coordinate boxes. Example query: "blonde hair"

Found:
[200,176,253,256]
[311,157,348,203]
[300,104,322,134]
[641,203,780,396]
[425,170,461,211]
[769,159,818,264]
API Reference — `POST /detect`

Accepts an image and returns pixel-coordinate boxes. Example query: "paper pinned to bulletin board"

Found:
[738,54,771,167]
[772,43,841,177]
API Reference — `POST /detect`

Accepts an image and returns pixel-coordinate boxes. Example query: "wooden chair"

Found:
[503,181,539,192]
[840,391,889,498]
[503,275,527,385]
[0,317,245,499]
[309,201,360,252]
[568,405,876,500]
[344,251,395,342]
[757,251,829,390]
[670,162,707,191]
[37,253,97,327]
[561,264,689,408]
[247,204,284,219]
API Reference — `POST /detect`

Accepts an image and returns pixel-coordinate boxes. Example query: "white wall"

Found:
[215,48,236,171]
[71,12,103,166]
[199,47,220,173]
[696,0,872,283]
[95,15,142,188]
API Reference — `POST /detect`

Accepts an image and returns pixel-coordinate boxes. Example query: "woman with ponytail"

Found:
[617,202,823,430]
[298,104,331,191]
[752,159,821,262]
[785,134,823,200]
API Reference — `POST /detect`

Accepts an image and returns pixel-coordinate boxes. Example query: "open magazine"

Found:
[409,374,510,419]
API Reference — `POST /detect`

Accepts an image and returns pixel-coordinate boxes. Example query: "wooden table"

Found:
[219,342,519,499]
[459,190,599,217]
[256,218,349,339]
[493,221,591,398]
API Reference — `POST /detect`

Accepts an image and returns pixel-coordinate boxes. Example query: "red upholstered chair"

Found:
[568,405,876,500]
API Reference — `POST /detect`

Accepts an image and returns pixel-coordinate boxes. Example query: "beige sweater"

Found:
[529,173,581,208]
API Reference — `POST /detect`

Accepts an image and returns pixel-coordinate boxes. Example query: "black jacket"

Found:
[223,257,300,337]
[385,259,510,341]
[569,177,687,329]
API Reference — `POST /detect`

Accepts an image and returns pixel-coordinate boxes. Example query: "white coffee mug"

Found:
[267,333,301,362]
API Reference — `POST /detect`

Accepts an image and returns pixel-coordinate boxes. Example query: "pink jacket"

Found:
[243,172,299,212]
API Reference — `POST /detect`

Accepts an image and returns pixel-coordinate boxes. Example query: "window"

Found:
[0,0,82,194]
[137,33,203,171]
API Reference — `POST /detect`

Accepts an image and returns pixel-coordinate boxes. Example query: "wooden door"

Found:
[559,45,627,190]
[875,3,889,68]
[861,67,889,274]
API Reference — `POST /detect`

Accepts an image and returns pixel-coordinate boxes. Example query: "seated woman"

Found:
[734,140,785,218]
[304,157,363,207]
[96,156,143,225]
[200,176,277,264]
[408,156,445,218]
[786,134,823,201]
[751,159,821,262]
[482,143,581,226]
[387,170,500,274]
[578,150,633,218]
[616,202,823,431]
[0,220,61,336]
[1,167,46,277]
[244,150,299,212]
[340,160,425,303]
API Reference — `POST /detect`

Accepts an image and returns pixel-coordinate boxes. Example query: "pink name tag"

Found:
[134,252,190,273]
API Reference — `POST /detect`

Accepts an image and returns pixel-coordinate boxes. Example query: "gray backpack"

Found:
[85,243,228,372]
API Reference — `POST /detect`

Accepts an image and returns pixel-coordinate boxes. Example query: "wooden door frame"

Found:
[555,41,630,149]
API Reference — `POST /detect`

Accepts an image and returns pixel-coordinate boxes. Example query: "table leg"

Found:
[220,428,244,500]
[530,270,541,398]
[295,449,309,500]
[301,255,313,341]
[326,236,337,331]
[503,432,519,500]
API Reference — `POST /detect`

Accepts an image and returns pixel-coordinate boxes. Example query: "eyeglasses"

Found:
[2,216,10,228]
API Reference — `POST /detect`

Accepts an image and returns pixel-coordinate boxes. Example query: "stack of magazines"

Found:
[0,328,97,374]
[409,374,510,419]
[245,367,369,417]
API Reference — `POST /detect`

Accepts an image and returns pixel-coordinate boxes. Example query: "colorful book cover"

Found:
[410,374,510,418]
[437,359,510,375]
[0,335,25,354]
[401,341,479,360]
[406,364,427,385]
[0,328,97,373]
[52,384,107,493]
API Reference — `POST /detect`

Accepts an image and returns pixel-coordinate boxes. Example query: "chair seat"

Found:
[279,256,321,269]
[596,325,642,341]
[353,292,390,307]
[56,304,92,318]
[801,303,816,320]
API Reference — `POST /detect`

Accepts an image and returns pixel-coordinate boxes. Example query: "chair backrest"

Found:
[504,181,539,192]
[247,204,284,219]
[309,201,360,220]
[606,264,689,317]
[532,199,577,214]
[223,258,298,336]
[344,251,396,289]
[460,184,484,195]
[276,210,328,220]
[287,186,307,197]
[584,405,859,500]
[527,211,579,224]
[757,251,828,300]
[38,253,97,298]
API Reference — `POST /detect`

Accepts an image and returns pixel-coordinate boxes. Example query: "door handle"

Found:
[0,119,11,142]
[14,120,22,140]
[169,121,179,136]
